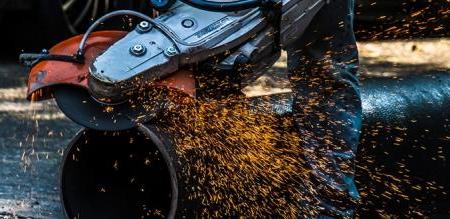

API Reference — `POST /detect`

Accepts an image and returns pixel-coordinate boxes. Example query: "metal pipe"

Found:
[60,126,181,219]
[60,73,450,218]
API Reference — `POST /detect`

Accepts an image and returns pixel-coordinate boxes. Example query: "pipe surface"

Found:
[60,127,178,219]
[359,73,450,216]
[60,73,450,218]
[252,73,450,216]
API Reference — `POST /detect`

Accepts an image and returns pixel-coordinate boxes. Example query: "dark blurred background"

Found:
[0,0,152,58]
[0,0,449,57]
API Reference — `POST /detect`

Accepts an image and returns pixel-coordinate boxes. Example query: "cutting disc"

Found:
[53,69,196,131]
[54,85,169,131]
[55,86,140,131]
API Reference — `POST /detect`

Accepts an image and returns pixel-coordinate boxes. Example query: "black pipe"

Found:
[60,126,178,218]
[358,73,450,217]
[60,73,450,218]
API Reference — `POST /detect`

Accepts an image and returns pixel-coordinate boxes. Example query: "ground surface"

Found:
[0,38,449,218]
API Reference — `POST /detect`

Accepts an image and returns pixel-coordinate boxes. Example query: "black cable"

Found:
[179,0,262,11]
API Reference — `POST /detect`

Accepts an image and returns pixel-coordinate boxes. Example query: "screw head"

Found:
[137,21,152,33]
[130,44,147,56]
[181,19,195,28]
[164,46,178,57]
